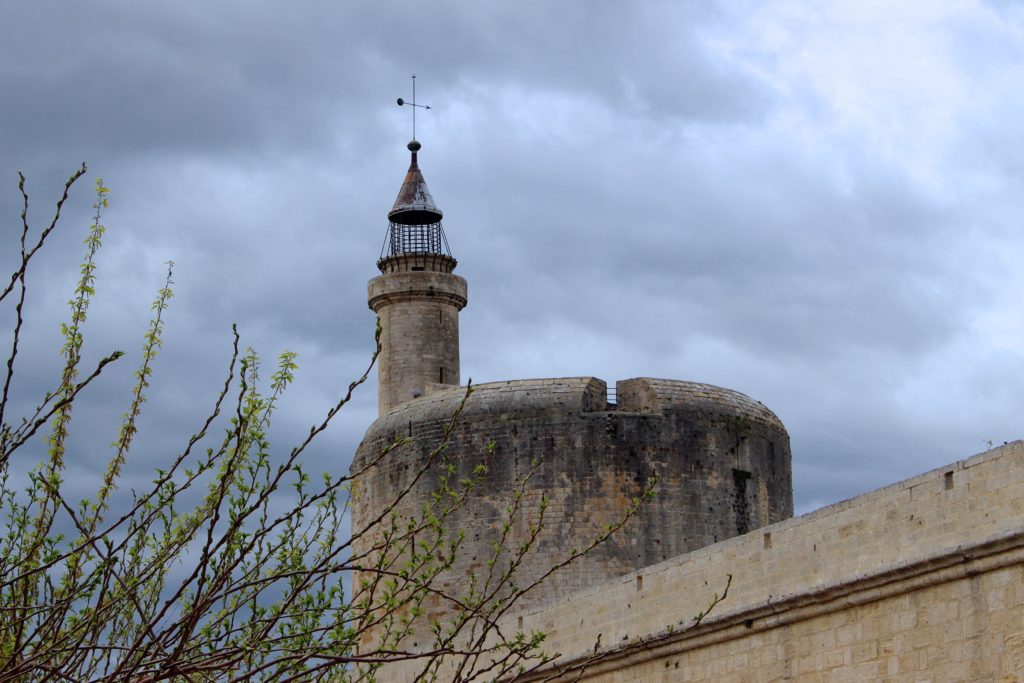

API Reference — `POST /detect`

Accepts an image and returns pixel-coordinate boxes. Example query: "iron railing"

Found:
[380,221,453,258]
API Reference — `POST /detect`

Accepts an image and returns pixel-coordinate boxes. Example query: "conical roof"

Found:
[388,140,443,225]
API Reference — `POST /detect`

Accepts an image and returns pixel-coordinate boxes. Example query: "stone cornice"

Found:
[367,271,468,312]
[368,288,468,311]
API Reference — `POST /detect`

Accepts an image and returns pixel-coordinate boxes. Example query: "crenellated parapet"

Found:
[616,378,787,432]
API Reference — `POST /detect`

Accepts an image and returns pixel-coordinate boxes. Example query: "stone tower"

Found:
[368,140,467,415]
[353,136,793,650]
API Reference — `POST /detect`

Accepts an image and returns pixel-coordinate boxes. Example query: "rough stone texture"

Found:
[368,270,467,415]
[491,440,1024,682]
[350,376,793,642]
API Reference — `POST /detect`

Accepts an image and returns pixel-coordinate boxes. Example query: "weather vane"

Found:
[397,74,430,141]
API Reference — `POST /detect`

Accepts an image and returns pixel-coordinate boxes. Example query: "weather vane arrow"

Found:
[397,74,430,141]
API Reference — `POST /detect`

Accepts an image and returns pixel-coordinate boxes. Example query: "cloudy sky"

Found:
[2,0,1022,515]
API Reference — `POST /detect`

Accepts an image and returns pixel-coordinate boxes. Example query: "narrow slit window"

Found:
[439,367,445,383]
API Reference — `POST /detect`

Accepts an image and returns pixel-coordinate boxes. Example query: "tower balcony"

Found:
[377,221,457,273]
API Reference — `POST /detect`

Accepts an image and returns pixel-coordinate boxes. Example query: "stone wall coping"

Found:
[618,377,785,430]
[368,376,784,427]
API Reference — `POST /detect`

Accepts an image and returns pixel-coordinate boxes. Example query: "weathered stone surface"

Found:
[351,376,793,637]
[368,270,467,414]
[503,440,1024,682]
[375,441,1024,681]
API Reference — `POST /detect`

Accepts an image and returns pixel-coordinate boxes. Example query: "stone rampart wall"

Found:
[507,440,1024,682]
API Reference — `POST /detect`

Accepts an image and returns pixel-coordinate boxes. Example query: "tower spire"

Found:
[369,88,467,415]
[379,84,453,267]
[388,140,443,227]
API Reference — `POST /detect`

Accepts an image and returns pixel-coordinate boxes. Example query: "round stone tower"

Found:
[368,140,467,415]
[354,377,793,625]
[353,136,793,655]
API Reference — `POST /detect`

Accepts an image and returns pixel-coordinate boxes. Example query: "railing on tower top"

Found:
[381,222,453,258]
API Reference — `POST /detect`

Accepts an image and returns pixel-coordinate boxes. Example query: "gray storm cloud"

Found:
[1,0,1021,515]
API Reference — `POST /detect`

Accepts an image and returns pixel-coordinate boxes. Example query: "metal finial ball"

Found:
[397,98,405,106]
[407,140,422,152]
